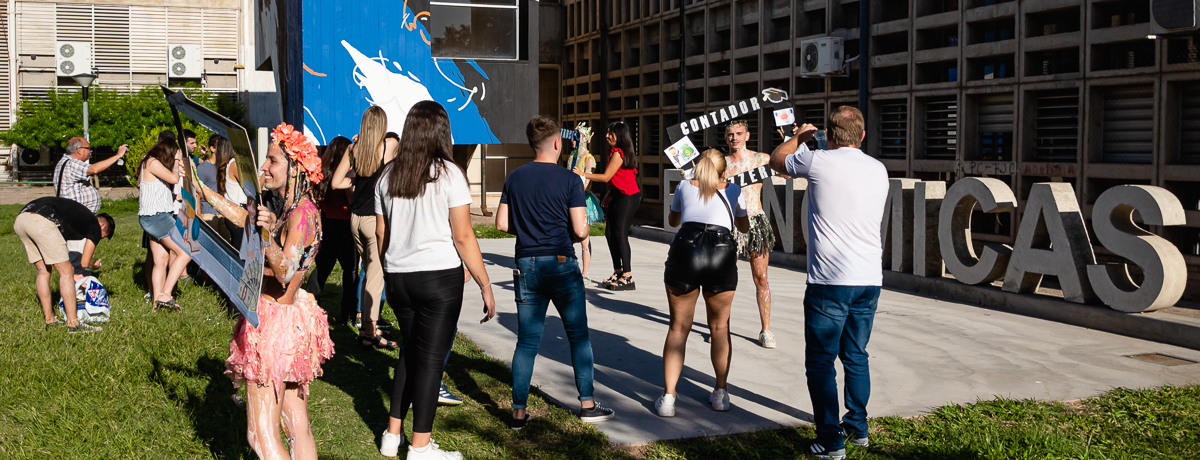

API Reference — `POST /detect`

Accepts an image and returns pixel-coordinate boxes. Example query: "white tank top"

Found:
[224,161,248,205]
[138,164,176,216]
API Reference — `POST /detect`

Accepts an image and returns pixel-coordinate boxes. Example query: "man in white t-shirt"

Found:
[769,106,889,460]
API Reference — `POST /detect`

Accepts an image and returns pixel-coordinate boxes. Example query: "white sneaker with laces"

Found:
[379,431,404,457]
[406,441,463,460]
[710,388,731,411]
[655,393,676,417]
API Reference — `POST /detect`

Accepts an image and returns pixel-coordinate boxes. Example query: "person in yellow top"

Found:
[723,120,777,349]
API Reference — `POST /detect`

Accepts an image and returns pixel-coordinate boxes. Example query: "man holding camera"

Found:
[769,107,889,460]
[52,137,128,213]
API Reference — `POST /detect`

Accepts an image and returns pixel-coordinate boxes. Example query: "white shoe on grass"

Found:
[406,441,462,460]
[379,431,405,457]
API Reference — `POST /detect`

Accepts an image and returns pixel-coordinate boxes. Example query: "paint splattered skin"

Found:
[725,151,771,217]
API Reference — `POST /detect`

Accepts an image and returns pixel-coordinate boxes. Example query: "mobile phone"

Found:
[814,130,828,150]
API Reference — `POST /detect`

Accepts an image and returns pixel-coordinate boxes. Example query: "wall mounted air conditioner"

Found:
[800,37,845,77]
[18,147,50,167]
[167,44,203,79]
[56,42,92,77]
[1152,0,1200,33]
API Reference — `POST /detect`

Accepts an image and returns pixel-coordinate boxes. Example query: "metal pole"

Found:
[480,144,492,217]
[677,2,685,124]
[82,86,90,141]
[858,0,870,121]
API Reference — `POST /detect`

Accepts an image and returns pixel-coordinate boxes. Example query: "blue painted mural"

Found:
[301,0,500,146]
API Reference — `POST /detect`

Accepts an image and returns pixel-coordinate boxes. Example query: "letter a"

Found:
[1002,183,1097,304]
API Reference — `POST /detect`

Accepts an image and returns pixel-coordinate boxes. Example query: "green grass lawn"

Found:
[0,199,1196,459]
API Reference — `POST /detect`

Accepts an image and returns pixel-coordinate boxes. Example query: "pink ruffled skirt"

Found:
[226,289,334,398]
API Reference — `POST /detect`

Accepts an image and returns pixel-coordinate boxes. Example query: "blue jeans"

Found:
[511,255,594,409]
[803,284,881,449]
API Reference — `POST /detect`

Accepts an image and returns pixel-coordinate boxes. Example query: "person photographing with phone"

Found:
[769,107,889,460]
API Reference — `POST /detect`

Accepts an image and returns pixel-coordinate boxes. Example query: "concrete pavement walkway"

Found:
[458,237,1200,444]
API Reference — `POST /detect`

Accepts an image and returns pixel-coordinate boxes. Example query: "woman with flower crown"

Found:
[198,123,334,460]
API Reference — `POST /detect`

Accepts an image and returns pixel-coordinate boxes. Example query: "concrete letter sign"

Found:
[1002,183,1098,304]
[914,181,947,277]
[880,179,920,272]
[939,177,1017,285]
[1086,185,1188,312]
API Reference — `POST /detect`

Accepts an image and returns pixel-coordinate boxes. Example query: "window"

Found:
[430,0,520,60]
[1179,82,1200,164]
[924,97,958,159]
[1032,89,1079,162]
[976,94,1013,161]
[1100,85,1154,164]
[879,101,908,159]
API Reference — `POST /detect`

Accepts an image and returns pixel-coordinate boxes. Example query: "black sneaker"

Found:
[808,441,846,460]
[377,318,394,330]
[509,413,531,431]
[578,403,615,423]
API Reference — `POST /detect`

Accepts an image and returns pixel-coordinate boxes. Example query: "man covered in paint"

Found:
[722,119,778,349]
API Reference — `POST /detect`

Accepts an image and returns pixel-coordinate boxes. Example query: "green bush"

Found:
[0,85,250,155]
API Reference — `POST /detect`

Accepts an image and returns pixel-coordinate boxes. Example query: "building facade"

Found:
[0,0,278,181]
[559,0,1200,299]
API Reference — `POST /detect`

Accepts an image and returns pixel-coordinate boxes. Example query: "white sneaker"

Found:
[379,431,405,457]
[710,388,731,411]
[655,393,676,417]
[406,442,463,460]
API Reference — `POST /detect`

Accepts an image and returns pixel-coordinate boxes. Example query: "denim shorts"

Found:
[139,212,176,240]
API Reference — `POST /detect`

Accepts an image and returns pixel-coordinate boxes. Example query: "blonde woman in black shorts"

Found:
[657,149,750,417]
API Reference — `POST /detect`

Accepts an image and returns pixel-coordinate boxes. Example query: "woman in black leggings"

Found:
[577,121,641,291]
[374,101,496,459]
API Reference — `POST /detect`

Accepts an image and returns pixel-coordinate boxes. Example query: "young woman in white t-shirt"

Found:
[657,149,750,417]
[373,101,496,460]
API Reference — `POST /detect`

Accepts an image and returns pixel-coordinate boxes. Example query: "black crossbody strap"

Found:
[715,188,735,231]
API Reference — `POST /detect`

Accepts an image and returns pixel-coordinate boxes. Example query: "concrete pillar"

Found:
[914,181,946,278]
[880,178,920,272]
[1086,185,1188,312]
[938,177,1017,285]
[1002,182,1098,304]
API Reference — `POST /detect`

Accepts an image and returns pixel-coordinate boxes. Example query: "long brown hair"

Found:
[608,121,638,170]
[211,135,233,194]
[353,105,387,177]
[385,101,457,199]
[313,136,351,202]
[138,139,178,176]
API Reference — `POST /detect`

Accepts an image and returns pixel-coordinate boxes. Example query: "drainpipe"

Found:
[858,0,870,121]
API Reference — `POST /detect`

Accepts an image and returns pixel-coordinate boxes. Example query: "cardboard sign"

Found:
[162,87,265,328]
[664,88,794,184]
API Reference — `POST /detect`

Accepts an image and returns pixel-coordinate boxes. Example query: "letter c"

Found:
[938,177,1017,285]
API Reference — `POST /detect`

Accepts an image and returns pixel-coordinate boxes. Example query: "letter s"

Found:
[1086,185,1188,312]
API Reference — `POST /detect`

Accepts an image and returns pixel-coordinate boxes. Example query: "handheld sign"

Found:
[663,87,795,184]
[162,86,265,328]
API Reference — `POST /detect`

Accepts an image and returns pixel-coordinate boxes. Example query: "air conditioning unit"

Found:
[1152,0,1200,33]
[56,42,92,77]
[18,147,51,167]
[167,44,203,79]
[800,37,845,77]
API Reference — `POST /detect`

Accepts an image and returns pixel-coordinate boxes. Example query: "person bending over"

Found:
[15,197,114,333]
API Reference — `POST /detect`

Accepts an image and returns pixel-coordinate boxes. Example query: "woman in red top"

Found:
[576,121,641,291]
[306,136,359,325]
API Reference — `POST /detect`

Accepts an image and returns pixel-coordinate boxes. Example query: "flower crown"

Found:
[271,123,323,183]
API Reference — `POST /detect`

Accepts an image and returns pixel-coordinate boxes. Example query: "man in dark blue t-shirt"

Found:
[496,116,615,430]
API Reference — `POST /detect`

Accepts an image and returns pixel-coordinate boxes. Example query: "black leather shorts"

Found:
[663,222,739,294]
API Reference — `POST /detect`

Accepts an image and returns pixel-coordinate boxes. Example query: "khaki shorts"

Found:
[14,212,69,265]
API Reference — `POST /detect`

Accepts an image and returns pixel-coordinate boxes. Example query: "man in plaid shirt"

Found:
[53,137,127,213]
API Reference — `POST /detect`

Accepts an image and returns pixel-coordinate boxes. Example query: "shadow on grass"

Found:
[149,356,252,459]
[317,324,398,446]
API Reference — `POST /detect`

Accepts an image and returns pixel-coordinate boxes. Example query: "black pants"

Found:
[385,267,463,432]
[605,190,642,273]
[306,216,358,323]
